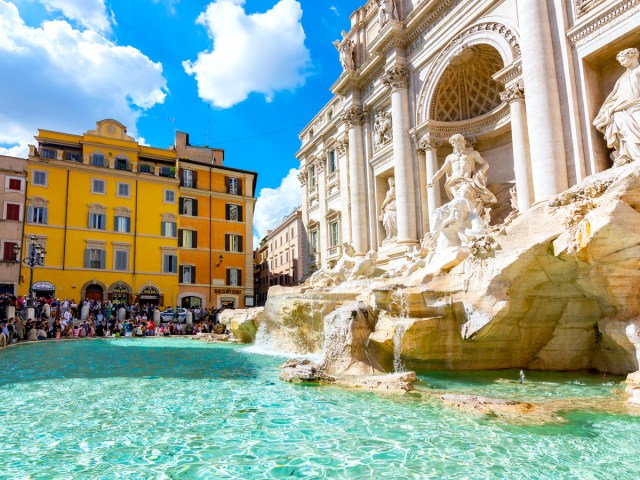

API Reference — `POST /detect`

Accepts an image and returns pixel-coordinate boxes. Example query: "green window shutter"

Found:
[179,197,184,214]
[43,208,48,224]
[100,250,106,269]
[193,231,198,248]
[193,199,198,216]
[84,249,90,268]
[225,204,230,220]
[178,230,183,247]
[161,221,166,236]
[225,234,230,251]
[88,212,92,228]
[126,217,131,232]
[27,206,33,223]
[192,266,196,284]
[237,178,243,196]
[179,266,183,283]
[192,170,198,189]
[238,206,243,222]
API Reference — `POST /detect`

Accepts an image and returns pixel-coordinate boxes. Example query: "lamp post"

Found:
[14,236,46,309]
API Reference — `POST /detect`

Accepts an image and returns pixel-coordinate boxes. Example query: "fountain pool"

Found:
[1,338,639,478]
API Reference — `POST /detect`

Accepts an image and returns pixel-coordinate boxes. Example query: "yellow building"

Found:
[175,132,257,309]
[21,119,180,306]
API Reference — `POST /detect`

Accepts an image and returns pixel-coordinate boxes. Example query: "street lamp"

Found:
[14,236,46,308]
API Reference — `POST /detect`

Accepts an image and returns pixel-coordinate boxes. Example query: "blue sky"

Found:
[0,0,363,243]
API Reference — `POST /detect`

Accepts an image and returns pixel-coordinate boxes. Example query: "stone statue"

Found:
[307,243,356,288]
[430,198,485,254]
[428,134,496,219]
[378,0,397,26]
[348,250,378,281]
[374,111,392,148]
[333,31,354,71]
[379,177,397,241]
[593,48,640,167]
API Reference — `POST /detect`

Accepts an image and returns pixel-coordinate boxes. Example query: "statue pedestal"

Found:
[376,241,410,271]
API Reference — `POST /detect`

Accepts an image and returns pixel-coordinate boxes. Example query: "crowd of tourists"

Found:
[0,293,227,347]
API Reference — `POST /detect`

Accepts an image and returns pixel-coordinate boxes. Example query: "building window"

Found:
[41,148,56,159]
[227,177,241,195]
[114,250,129,271]
[180,265,195,284]
[92,179,106,195]
[91,153,106,167]
[286,251,289,263]
[139,164,153,174]
[6,177,24,192]
[328,150,337,173]
[310,230,318,254]
[179,229,197,248]
[226,204,243,221]
[330,221,339,247]
[163,254,178,273]
[4,203,21,221]
[309,165,316,187]
[227,268,242,286]
[65,151,82,162]
[225,234,243,252]
[32,171,47,186]
[182,169,195,188]
[158,166,174,177]
[27,206,47,224]
[164,190,175,204]
[3,242,18,262]
[115,157,129,171]
[161,221,177,237]
[88,213,107,230]
[85,248,106,269]
[180,198,198,216]
[117,183,130,198]
[114,216,131,233]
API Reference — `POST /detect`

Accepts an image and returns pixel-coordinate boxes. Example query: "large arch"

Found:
[80,279,108,301]
[416,21,520,125]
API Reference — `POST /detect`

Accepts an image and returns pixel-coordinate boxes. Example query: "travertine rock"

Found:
[218,307,264,343]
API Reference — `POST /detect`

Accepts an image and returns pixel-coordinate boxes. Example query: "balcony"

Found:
[138,164,154,175]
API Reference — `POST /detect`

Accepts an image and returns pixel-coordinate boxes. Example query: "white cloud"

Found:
[152,0,180,15]
[329,5,339,15]
[0,141,29,158]
[183,0,311,108]
[253,168,301,245]
[39,0,114,32]
[0,1,167,146]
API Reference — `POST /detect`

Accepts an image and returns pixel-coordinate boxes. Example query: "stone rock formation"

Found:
[218,307,264,343]
[258,162,640,381]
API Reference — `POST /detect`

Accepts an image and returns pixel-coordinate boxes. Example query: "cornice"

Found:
[567,0,640,46]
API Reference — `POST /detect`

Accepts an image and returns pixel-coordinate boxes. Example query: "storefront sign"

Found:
[32,281,55,291]
[113,285,129,295]
[140,286,159,295]
[214,289,241,295]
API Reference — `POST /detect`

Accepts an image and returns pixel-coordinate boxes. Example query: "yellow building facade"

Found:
[21,119,180,306]
[175,132,257,309]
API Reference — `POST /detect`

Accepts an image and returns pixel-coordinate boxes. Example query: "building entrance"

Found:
[85,284,104,301]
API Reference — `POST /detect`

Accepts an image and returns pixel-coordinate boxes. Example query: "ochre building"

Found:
[19,119,256,308]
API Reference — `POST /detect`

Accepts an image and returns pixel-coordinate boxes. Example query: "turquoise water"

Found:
[1,338,639,479]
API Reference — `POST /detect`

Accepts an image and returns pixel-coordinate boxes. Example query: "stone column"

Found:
[384,66,418,245]
[343,106,369,255]
[501,83,533,211]
[316,157,328,268]
[516,0,568,200]
[418,133,441,231]
[335,140,351,247]
[296,168,309,276]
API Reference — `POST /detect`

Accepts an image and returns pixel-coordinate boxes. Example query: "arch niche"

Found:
[416,23,522,223]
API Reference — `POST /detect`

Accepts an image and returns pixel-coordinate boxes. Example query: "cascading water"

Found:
[391,290,411,373]
[244,322,277,355]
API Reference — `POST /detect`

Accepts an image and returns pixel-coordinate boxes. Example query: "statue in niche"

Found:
[378,0,397,26]
[427,134,496,220]
[379,177,397,241]
[333,31,354,71]
[593,48,640,167]
[374,111,393,148]
[307,243,356,288]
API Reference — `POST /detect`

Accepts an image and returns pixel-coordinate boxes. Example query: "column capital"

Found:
[500,82,525,103]
[316,157,326,173]
[383,66,409,90]
[342,106,367,128]
[416,132,441,151]
[335,139,348,155]
[297,168,308,186]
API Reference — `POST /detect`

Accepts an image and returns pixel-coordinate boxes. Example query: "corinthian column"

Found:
[316,157,328,268]
[418,133,441,230]
[501,83,533,211]
[342,106,369,255]
[516,0,568,200]
[383,66,418,245]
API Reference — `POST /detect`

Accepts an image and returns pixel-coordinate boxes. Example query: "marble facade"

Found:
[296,0,640,277]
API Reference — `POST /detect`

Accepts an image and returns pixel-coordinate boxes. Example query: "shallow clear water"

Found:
[1,338,639,479]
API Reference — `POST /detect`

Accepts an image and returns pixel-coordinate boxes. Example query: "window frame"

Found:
[162,253,178,273]
[114,250,129,271]
[114,215,130,233]
[28,206,48,224]
[5,176,24,193]
[164,189,176,204]
[32,170,48,187]
[91,179,106,195]
[4,202,22,221]
[116,182,131,198]
[88,212,107,230]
